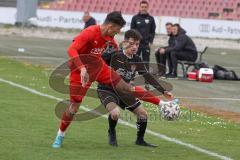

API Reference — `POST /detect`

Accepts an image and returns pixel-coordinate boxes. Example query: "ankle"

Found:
[108,128,116,133]
[136,137,144,142]
[57,129,65,137]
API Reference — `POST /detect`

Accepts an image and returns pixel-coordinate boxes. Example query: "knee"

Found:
[110,108,120,120]
[138,110,148,120]
[111,113,120,120]
[67,102,80,116]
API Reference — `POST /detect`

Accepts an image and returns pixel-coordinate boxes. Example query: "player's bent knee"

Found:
[110,108,120,120]
[140,111,148,119]
[106,102,120,120]
[137,108,148,120]
[111,113,120,120]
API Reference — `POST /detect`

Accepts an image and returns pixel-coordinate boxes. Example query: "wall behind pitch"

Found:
[0,7,240,39]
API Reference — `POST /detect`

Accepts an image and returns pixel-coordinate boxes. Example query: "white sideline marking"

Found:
[224,66,240,69]
[177,96,240,101]
[0,78,233,160]
[1,56,65,60]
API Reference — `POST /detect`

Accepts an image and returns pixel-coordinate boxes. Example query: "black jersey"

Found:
[110,52,146,83]
[98,49,166,94]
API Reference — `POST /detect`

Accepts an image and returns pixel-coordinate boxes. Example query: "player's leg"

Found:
[117,93,156,147]
[97,88,120,146]
[52,70,91,148]
[97,64,170,110]
[60,83,91,131]
[56,55,102,136]
[130,105,157,147]
[114,79,166,104]
[106,102,120,147]
[97,63,146,99]
[52,103,80,148]
[133,86,160,105]
[133,86,172,106]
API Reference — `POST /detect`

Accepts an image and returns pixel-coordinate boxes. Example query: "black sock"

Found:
[136,118,147,141]
[108,114,118,132]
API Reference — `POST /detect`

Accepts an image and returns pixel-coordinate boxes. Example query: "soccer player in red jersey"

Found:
[52,11,173,148]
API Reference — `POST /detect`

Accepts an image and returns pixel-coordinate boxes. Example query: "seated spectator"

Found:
[82,11,96,29]
[155,22,174,75]
[160,24,197,78]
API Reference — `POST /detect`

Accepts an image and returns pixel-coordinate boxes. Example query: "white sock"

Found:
[57,129,65,137]
[159,100,168,106]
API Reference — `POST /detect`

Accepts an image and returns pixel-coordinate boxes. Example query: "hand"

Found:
[80,66,89,87]
[163,91,174,100]
[159,48,165,54]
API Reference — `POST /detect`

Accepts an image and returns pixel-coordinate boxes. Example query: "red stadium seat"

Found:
[43,0,240,20]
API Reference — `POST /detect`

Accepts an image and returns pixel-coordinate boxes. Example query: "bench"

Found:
[177,46,208,77]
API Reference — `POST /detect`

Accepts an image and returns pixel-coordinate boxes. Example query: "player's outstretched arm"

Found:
[134,61,174,100]
[143,73,174,100]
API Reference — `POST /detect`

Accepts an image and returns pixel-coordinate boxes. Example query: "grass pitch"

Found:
[0,57,240,160]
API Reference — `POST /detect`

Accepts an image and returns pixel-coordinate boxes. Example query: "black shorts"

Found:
[97,88,141,112]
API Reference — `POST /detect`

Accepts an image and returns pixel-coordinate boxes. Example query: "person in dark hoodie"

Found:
[160,24,197,78]
[131,0,156,89]
[155,22,175,75]
[82,11,96,29]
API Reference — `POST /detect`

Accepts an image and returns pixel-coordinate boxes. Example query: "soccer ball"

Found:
[160,101,180,121]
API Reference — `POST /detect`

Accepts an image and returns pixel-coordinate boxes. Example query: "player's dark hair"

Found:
[166,22,173,26]
[140,0,149,5]
[104,11,126,27]
[173,23,181,30]
[124,29,142,41]
[173,23,180,28]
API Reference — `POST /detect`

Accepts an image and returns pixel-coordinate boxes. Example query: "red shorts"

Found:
[69,60,121,103]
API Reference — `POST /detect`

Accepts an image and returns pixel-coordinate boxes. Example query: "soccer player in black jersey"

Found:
[97,29,174,147]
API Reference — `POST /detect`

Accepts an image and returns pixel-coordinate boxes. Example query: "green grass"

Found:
[0,57,240,160]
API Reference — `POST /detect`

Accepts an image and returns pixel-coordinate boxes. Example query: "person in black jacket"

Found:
[130,0,156,89]
[82,11,96,29]
[160,24,197,78]
[155,22,174,75]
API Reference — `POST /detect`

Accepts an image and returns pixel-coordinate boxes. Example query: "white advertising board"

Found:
[0,7,16,24]
[180,18,240,39]
[0,7,240,39]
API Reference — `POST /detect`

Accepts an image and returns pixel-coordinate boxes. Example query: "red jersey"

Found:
[68,25,118,70]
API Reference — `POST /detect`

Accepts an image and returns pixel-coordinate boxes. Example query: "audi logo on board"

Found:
[199,24,211,32]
